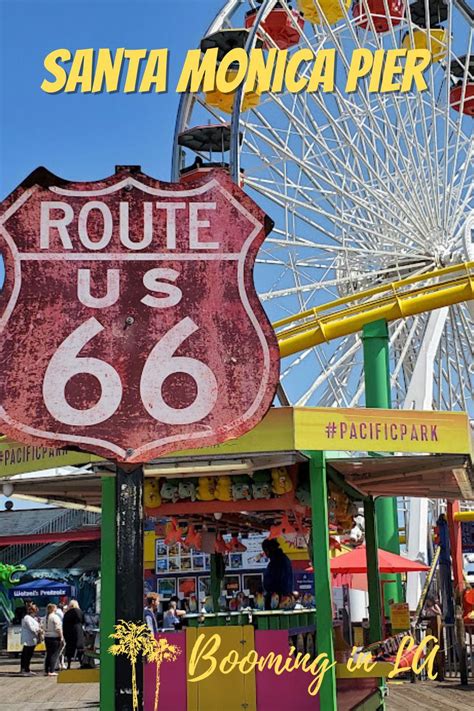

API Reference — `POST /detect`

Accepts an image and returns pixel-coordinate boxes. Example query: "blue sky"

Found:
[0,0,224,198]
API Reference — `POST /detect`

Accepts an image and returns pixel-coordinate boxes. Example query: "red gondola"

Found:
[353,0,405,33]
[245,4,304,50]
[449,83,474,116]
[449,55,474,116]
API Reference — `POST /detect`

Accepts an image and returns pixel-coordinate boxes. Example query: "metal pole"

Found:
[308,451,337,711]
[364,496,386,707]
[100,476,116,711]
[115,465,144,711]
[363,497,383,644]
[362,319,402,610]
[447,501,465,597]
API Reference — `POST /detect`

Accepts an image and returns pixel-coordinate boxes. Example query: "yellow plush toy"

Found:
[215,475,232,501]
[197,476,216,501]
[144,479,161,508]
[271,467,293,495]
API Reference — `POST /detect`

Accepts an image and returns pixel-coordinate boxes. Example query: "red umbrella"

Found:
[328,546,430,574]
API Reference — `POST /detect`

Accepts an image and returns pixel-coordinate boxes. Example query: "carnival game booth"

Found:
[1,407,472,711]
[137,407,473,711]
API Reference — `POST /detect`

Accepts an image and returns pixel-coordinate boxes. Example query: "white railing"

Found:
[0,509,101,565]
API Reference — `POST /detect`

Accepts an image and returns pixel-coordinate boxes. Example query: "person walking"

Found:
[63,600,85,669]
[44,603,64,677]
[20,602,41,675]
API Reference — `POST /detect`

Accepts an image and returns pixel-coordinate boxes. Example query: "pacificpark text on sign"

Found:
[324,419,440,443]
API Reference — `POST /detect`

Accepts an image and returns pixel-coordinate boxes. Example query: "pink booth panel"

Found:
[255,630,320,711]
[144,632,187,711]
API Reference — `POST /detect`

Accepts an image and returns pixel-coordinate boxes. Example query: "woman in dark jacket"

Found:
[62,600,85,669]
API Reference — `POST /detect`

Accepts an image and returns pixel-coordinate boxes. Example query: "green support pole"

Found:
[100,476,116,711]
[363,497,383,644]
[308,451,337,711]
[364,496,386,707]
[362,319,402,609]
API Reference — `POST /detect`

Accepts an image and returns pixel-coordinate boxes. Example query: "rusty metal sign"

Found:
[0,166,279,463]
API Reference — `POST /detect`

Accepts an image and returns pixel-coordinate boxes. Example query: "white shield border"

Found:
[0,176,275,461]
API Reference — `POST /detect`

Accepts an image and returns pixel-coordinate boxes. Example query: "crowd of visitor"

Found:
[19,600,85,676]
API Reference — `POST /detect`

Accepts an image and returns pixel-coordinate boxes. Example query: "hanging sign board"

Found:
[390,602,410,631]
[461,521,474,553]
[0,167,279,463]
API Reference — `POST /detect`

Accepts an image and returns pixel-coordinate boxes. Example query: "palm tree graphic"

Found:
[109,620,151,710]
[144,635,181,711]
[109,621,182,711]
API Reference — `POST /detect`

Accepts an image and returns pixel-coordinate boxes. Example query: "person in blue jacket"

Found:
[262,538,293,609]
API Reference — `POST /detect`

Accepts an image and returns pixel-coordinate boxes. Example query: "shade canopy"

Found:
[328,546,430,574]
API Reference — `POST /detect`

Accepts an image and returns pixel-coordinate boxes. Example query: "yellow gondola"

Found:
[401,28,448,63]
[297,0,351,25]
[205,69,261,114]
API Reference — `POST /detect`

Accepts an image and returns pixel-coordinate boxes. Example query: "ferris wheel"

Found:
[172,0,474,415]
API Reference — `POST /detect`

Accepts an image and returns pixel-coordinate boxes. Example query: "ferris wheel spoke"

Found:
[296,338,360,406]
[247,88,424,232]
[295,9,444,231]
[253,92,435,239]
[247,173,428,254]
[242,120,428,249]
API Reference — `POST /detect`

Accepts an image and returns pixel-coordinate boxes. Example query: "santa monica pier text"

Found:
[41,48,432,95]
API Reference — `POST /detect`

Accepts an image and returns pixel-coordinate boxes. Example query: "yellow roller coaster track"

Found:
[275,261,474,358]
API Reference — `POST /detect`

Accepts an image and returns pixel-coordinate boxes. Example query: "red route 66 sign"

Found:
[0,166,280,463]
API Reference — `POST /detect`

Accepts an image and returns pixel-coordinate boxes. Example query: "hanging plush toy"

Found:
[214,532,228,554]
[188,594,198,613]
[164,518,183,546]
[254,592,265,611]
[182,524,202,551]
[231,475,252,501]
[197,476,216,501]
[160,480,179,503]
[296,479,311,507]
[215,476,232,501]
[252,470,272,499]
[214,532,231,554]
[271,467,293,495]
[269,513,296,539]
[144,479,161,508]
[178,478,197,502]
[228,534,247,552]
[328,483,356,532]
[293,511,309,538]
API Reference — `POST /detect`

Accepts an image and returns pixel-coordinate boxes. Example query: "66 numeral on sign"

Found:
[42,316,218,427]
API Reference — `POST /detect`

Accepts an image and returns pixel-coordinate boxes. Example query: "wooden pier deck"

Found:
[1,654,472,710]
[387,679,474,710]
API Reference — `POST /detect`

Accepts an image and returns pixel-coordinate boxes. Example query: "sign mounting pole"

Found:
[115,465,144,710]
